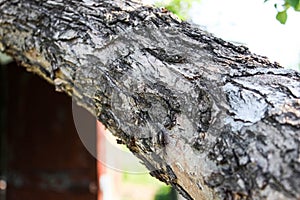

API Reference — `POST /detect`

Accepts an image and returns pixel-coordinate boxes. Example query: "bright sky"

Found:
[143,0,300,71]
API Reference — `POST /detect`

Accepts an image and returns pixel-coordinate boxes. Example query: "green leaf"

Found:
[276,10,288,24]
[286,0,300,8]
[156,0,201,20]
[295,1,300,10]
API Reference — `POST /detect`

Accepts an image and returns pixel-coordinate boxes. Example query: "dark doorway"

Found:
[0,62,98,200]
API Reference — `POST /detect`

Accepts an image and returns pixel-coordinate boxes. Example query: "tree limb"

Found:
[0,0,300,199]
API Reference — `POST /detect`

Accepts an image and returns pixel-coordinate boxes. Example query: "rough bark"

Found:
[0,0,300,199]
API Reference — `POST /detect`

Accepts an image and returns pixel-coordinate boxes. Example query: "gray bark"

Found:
[0,0,300,199]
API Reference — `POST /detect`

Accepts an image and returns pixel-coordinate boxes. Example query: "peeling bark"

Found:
[0,0,300,199]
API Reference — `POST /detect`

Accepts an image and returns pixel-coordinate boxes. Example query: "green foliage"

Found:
[276,10,288,24]
[156,0,201,20]
[287,0,300,10]
[122,172,165,186]
[265,0,300,24]
[156,0,298,23]
[154,186,177,200]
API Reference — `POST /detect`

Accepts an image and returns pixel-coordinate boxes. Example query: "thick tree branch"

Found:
[0,0,300,199]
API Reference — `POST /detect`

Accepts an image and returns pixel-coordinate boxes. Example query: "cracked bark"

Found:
[0,0,300,199]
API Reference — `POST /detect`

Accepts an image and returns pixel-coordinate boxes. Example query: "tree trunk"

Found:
[0,0,299,199]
